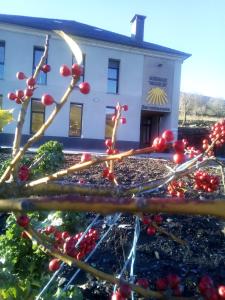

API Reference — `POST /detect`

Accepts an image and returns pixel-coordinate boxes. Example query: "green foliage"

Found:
[0,214,49,299]
[32,140,64,177]
[0,109,13,131]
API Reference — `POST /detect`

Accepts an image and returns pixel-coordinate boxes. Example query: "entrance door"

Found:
[140,117,152,147]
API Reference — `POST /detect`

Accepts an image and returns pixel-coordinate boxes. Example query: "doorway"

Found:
[140,111,162,147]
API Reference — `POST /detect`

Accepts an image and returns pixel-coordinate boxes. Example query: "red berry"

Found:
[162,130,174,142]
[119,284,131,298]
[41,64,51,73]
[61,231,70,240]
[173,153,185,164]
[102,168,109,178]
[17,215,30,227]
[147,226,156,236]
[106,148,113,155]
[60,64,71,76]
[80,153,92,163]
[142,216,151,225]
[8,92,17,100]
[26,77,36,87]
[153,214,163,224]
[218,285,225,299]
[24,88,33,97]
[105,139,113,148]
[199,276,214,294]
[49,258,60,272]
[152,137,166,152]
[78,178,85,184]
[16,90,24,99]
[167,273,181,288]
[18,165,29,181]
[41,94,54,106]
[71,63,83,77]
[136,278,149,289]
[45,225,56,235]
[156,278,168,290]
[16,71,26,80]
[123,104,128,111]
[107,172,115,181]
[173,140,185,153]
[120,117,126,124]
[79,82,90,94]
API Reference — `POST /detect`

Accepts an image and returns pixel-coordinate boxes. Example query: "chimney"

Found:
[130,14,146,43]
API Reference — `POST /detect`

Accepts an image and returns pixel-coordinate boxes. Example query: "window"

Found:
[107,59,120,94]
[72,54,85,84]
[105,106,116,138]
[33,46,47,84]
[30,99,45,134]
[69,103,83,137]
[0,41,5,80]
[0,94,3,109]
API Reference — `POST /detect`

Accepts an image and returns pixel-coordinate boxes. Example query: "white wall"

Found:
[0,24,184,145]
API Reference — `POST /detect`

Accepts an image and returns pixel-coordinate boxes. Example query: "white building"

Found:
[0,14,190,150]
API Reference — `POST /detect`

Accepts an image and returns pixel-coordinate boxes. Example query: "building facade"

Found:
[0,14,190,150]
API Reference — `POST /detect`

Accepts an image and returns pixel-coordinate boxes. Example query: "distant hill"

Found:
[179,92,225,127]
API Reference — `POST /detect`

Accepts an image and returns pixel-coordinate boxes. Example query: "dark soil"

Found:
[59,154,225,299]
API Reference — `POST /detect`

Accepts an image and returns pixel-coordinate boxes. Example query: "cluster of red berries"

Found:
[102,168,115,181]
[111,104,128,124]
[152,129,174,152]
[209,119,225,147]
[18,165,29,181]
[60,63,90,94]
[40,225,99,271]
[141,214,163,236]
[167,180,185,198]
[186,145,202,159]
[194,170,220,193]
[8,72,37,104]
[155,273,183,296]
[105,139,119,155]
[199,275,225,300]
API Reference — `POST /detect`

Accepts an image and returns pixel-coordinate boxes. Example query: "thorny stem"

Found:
[12,35,50,158]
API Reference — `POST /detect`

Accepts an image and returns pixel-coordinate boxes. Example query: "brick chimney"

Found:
[130,14,146,43]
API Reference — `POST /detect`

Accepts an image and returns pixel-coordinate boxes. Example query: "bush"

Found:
[32,141,64,177]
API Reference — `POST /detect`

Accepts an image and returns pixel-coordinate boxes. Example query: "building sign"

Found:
[146,87,168,105]
[148,76,167,87]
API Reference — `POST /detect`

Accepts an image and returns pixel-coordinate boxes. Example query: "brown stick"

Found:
[1,196,225,218]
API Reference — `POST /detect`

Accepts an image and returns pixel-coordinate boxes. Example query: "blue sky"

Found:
[1,0,225,98]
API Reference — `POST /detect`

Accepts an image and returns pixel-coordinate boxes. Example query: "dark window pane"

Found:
[0,44,5,63]
[31,112,44,133]
[0,94,2,109]
[108,60,119,69]
[31,99,45,134]
[107,80,117,94]
[0,64,4,80]
[105,106,115,138]
[107,59,119,94]
[69,103,82,137]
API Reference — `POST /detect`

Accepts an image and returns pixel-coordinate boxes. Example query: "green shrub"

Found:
[32,141,64,177]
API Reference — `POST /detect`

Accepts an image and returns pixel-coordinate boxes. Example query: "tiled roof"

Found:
[0,14,191,58]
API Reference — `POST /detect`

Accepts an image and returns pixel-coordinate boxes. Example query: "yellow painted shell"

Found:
[146,87,168,105]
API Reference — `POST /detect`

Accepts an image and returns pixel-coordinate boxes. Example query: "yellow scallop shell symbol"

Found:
[146,87,168,105]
